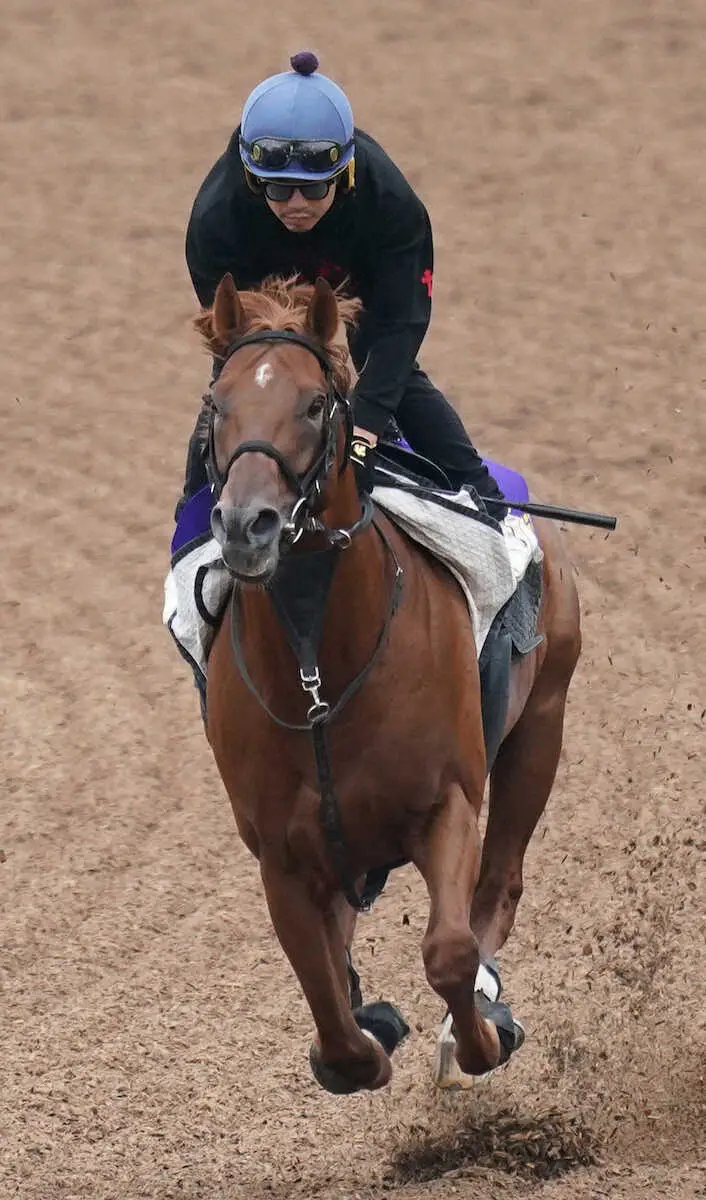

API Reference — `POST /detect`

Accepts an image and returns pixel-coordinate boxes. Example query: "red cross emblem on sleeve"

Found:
[421,269,433,297]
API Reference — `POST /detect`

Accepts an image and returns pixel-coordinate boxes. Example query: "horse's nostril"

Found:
[211,503,281,550]
[210,504,226,541]
[245,508,281,546]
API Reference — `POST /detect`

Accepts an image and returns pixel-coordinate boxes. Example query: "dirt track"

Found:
[1,2,705,1197]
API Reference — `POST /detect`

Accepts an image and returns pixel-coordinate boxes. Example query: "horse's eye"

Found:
[307,396,326,420]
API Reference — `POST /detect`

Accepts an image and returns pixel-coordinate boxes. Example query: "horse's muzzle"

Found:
[211,500,283,581]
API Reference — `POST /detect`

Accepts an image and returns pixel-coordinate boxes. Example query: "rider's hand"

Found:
[351,427,378,497]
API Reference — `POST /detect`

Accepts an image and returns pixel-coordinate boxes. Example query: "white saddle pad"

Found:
[162,483,542,683]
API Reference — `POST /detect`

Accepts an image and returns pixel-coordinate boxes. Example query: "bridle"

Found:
[205,328,358,547]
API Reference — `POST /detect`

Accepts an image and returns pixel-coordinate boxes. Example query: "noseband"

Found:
[206,329,355,545]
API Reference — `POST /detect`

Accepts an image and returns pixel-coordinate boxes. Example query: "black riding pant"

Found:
[395,368,504,502]
[176,367,505,517]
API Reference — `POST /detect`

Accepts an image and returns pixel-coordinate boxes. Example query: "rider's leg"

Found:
[174,393,211,520]
[174,389,213,723]
[395,368,507,517]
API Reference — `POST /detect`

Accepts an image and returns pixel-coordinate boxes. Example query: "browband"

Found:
[216,329,334,379]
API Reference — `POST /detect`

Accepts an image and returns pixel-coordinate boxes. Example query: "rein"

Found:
[212,327,405,911]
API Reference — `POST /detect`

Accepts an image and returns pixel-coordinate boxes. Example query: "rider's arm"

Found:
[349,191,433,438]
[185,210,235,309]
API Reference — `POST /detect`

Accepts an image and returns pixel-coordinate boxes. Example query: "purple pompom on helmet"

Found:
[290,50,319,76]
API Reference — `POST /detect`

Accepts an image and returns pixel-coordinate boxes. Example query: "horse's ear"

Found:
[306,277,339,345]
[212,273,246,343]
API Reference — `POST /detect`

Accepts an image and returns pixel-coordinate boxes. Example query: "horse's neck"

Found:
[322,508,388,673]
[320,472,386,644]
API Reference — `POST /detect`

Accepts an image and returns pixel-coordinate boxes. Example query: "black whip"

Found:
[482,498,617,530]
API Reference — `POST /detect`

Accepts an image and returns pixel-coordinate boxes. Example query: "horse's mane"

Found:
[195,275,361,396]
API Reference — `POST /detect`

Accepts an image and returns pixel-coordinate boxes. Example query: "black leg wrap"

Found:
[353,1002,410,1056]
[345,949,363,1010]
[474,991,525,1064]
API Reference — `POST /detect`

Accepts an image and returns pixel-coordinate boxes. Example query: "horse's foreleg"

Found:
[333,891,363,1009]
[412,783,506,1078]
[259,860,391,1093]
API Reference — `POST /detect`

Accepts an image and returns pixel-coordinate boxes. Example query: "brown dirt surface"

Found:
[1,1,705,1197]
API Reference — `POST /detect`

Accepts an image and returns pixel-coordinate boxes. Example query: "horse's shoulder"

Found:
[372,506,470,610]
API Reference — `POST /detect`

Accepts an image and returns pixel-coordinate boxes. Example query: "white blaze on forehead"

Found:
[254,361,275,389]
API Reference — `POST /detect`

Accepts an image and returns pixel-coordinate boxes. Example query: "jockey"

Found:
[178,51,506,518]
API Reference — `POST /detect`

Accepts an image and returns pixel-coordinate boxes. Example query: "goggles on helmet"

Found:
[240,135,354,175]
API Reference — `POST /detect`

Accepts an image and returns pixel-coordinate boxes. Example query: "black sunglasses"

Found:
[261,178,334,202]
[241,135,354,174]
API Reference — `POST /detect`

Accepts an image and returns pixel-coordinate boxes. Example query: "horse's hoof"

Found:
[432,958,502,1087]
[309,1027,394,1095]
[434,1012,476,1090]
[309,1043,365,1094]
[432,1002,526,1090]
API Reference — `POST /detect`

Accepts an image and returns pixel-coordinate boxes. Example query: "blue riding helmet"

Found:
[239,51,355,181]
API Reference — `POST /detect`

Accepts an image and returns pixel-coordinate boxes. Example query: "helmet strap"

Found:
[337,158,355,193]
[244,168,265,194]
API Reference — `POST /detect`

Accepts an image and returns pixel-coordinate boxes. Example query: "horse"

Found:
[197,271,581,1095]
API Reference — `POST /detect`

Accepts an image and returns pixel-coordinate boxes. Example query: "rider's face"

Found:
[264,185,336,233]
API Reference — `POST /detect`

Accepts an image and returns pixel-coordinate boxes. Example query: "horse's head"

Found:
[196,274,360,582]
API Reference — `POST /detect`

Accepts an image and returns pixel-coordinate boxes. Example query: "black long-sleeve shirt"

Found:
[185,129,434,436]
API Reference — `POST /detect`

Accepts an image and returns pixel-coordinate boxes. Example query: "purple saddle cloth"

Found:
[171,457,529,558]
[481,459,529,506]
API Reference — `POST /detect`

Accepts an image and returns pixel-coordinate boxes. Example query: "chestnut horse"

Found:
[199,273,581,1094]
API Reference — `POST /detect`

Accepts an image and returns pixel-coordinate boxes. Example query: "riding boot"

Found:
[395,368,507,520]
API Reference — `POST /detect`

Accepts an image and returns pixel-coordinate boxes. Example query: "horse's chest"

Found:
[243,745,442,871]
